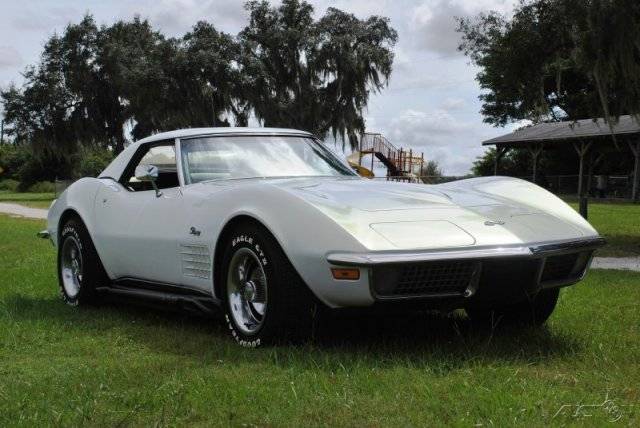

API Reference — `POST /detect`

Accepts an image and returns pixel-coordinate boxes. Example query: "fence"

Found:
[516,175,632,199]
[373,174,635,199]
[372,175,470,184]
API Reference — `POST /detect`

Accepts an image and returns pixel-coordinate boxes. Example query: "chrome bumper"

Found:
[327,236,606,302]
[37,230,54,246]
[327,236,606,266]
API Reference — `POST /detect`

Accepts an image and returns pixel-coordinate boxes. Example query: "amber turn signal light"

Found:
[331,268,360,280]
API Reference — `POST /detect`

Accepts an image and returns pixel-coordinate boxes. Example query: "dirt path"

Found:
[591,257,640,272]
[0,203,48,220]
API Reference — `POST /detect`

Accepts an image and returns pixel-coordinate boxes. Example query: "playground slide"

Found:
[346,152,375,178]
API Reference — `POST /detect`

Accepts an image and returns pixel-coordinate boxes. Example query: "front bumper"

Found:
[327,236,605,305]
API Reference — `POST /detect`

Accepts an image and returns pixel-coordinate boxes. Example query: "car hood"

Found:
[203,176,598,251]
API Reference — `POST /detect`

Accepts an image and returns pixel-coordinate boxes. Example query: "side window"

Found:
[121,144,179,191]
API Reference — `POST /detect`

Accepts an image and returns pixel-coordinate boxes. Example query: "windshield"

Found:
[180,135,356,184]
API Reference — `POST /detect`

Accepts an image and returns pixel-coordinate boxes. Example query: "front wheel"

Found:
[57,217,108,306]
[220,222,317,347]
[465,288,560,327]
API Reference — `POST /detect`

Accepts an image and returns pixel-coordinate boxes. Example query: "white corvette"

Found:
[43,128,604,346]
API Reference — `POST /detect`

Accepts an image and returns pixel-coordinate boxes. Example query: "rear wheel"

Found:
[58,217,108,306]
[220,222,317,347]
[465,288,560,327]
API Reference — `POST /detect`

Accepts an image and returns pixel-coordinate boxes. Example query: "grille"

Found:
[373,260,479,297]
[180,244,212,279]
[541,253,580,283]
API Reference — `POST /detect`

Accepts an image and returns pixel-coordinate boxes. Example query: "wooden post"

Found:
[586,151,604,197]
[358,134,363,166]
[573,141,592,218]
[370,145,375,173]
[409,149,413,175]
[404,149,408,173]
[629,141,640,202]
[494,146,508,175]
[527,144,543,183]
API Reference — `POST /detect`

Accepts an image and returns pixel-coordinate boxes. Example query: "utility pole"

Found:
[0,119,4,145]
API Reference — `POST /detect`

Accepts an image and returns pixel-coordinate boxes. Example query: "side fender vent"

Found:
[179,244,211,279]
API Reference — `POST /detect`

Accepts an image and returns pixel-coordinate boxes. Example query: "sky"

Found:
[0,0,522,175]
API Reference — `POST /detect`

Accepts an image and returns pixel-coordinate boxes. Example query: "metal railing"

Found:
[359,133,398,155]
[358,133,425,175]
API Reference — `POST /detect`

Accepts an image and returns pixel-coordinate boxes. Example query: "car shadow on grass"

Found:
[3,293,584,370]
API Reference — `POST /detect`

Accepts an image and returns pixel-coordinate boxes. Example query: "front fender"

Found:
[47,178,103,247]
[186,183,374,307]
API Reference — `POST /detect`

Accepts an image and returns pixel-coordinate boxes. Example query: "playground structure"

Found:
[347,132,426,182]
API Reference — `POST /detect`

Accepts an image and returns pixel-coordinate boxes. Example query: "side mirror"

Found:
[134,164,162,197]
[135,164,159,182]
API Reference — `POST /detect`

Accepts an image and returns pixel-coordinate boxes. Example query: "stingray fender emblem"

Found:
[484,220,505,226]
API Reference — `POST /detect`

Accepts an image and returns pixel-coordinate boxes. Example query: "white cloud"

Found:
[409,0,515,55]
[388,109,473,144]
[0,46,23,70]
[127,0,248,35]
[311,0,398,18]
[11,5,79,33]
[440,97,466,110]
[410,1,465,55]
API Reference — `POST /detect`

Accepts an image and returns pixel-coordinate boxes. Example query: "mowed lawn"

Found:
[568,201,640,257]
[0,191,55,209]
[0,215,638,426]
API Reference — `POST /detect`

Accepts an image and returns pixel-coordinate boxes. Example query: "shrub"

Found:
[76,147,114,178]
[0,179,20,191]
[0,144,31,181]
[16,149,75,190]
[1,143,114,189]
[26,181,56,193]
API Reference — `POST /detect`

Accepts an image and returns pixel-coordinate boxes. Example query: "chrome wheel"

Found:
[226,248,268,335]
[61,236,83,299]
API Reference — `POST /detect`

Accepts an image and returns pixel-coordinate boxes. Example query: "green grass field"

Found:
[0,214,638,426]
[568,201,640,257]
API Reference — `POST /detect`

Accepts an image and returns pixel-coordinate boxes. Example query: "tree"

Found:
[1,33,80,180]
[471,147,538,176]
[458,0,640,126]
[239,0,397,148]
[423,160,443,177]
[1,2,398,184]
[179,22,243,127]
[419,160,444,183]
[61,16,135,154]
[97,17,173,144]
